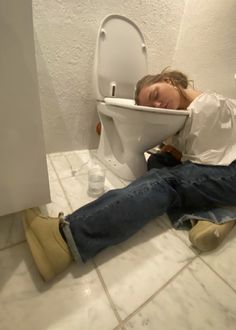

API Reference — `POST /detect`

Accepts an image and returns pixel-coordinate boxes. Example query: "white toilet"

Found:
[94,14,189,181]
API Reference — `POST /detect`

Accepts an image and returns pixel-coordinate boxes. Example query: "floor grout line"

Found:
[120,255,198,327]
[170,228,201,256]
[48,154,74,213]
[168,228,236,293]
[199,256,236,295]
[112,324,126,330]
[153,216,201,257]
[64,152,90,177]
[0,239,26,252]
[92,259,124,327]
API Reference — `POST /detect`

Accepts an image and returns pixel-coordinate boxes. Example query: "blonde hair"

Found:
[135,68,193,104]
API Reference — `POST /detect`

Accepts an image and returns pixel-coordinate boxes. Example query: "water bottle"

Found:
[88,163,105,196]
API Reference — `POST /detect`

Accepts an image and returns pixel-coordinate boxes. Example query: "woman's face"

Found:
[137,81,181,110]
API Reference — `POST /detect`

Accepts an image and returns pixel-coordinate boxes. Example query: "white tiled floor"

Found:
[1,150,236,330]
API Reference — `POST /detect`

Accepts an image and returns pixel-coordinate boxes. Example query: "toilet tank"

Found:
[94,14,148,101]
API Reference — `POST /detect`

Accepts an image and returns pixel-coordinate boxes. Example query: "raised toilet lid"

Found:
[95,14,148,100]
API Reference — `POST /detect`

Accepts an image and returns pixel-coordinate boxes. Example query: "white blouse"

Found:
[172,92,236,165]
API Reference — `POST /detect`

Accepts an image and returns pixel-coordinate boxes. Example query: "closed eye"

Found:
[149,88,159,101]
[154,90,159,99]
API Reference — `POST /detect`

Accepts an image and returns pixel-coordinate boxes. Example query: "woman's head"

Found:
[135,68,193,110]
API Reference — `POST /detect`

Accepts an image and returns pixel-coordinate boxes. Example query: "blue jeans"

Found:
[63,154,236,262]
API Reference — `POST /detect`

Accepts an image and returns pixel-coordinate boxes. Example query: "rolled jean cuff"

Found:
[61,220,82,263]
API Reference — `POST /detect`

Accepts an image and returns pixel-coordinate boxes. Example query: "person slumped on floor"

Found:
[23,68,236,281]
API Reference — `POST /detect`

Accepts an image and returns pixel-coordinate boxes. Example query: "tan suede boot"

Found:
[23,208,72,281]
[189,220,236,252]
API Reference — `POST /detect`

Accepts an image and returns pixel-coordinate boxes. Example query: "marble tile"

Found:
[46,155,57,182]
[75,149,97,163]
[49,150,98,179]
[49,152,78,179]
[60,170,125,213]
[154,216,202,256]
[125,258,236,330]
[51,149,127,189]
[155,214,200,254]
[94,220,196,319]
[200,225,236,291]
[171,227,201,256]
[0,211,25,249]
[0,243,118,330]
[65,150,92,176]
[154,213,172,231]
[60,175,96,211]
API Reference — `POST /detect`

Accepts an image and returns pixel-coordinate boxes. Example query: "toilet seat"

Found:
[105,97,189,115]
[94,15,147,100]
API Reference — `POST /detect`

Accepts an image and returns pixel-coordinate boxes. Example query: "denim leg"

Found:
[165,161,236,209]
[65,160,236,262]
[65,169,181,262]
[163,161,236,228]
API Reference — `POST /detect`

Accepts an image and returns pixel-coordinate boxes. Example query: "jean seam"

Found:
[179,172,236,186]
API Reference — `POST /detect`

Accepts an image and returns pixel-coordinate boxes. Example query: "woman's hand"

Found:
[161,145,182,161]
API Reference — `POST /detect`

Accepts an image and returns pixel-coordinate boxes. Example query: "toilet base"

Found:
[96,100,189,182]
[97,147,147,182]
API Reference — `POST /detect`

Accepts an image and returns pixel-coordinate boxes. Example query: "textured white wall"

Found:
[32,0,186,152]
[173,0,236,98]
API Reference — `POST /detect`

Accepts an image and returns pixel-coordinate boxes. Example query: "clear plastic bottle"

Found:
[88,163,105,196]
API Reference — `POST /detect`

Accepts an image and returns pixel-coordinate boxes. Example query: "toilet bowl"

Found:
[94,15,190,181]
